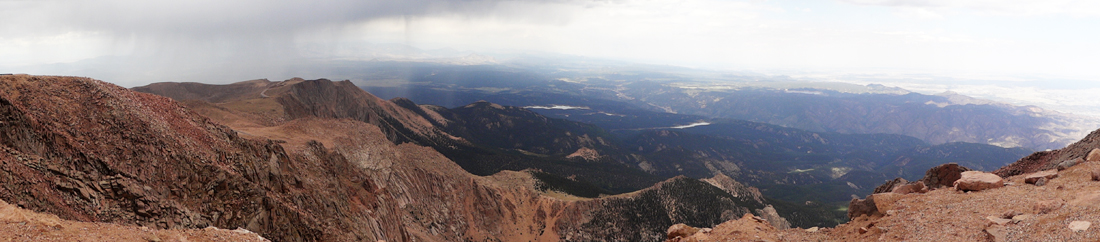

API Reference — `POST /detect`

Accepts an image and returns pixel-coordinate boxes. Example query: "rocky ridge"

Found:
[1,75,786,241]
[667,133,1100,241]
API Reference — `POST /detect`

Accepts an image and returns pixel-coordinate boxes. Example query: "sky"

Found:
[1,0,1099,91]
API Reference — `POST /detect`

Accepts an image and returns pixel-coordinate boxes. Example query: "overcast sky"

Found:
[2,0,1099,86]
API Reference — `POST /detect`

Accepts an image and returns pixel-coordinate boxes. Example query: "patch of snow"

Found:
[671,122,711,129]
[524,105,589,110]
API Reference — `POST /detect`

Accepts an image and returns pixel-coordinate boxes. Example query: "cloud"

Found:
[2,0,1098,87]
[0,0,574,84]
[0,0,533,35]
[0,0,565,60]
[836,0,1100,17]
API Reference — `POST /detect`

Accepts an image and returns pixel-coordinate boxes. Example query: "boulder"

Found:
[753,205,791,230]
[1057,158,1081,171]
[667,224,699,240]
[921,163,972,189]
[1092,170,1100,181]
[847,196,879,219]
[891,182,928,194]
[1088,148,1100,162]
[1034,199,1065,214]
[1070,221,1091,232]
[953,171,1004,192]
[1011,214,1032,223]
[1024,169,1058,184]
[873,178,908,194]
[986,216,1012,225]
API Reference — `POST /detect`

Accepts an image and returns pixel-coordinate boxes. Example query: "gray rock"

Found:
[921,163,972,189]
[1057,158,1081,171]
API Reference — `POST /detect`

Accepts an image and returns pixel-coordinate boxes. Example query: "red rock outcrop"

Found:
[0,75,411,241]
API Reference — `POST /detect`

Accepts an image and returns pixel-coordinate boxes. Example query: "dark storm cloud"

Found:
[0,0,589,60]
[0,0,583,84]
[2,0,535,36]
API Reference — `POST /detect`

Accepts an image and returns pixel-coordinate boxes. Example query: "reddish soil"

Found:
[1,198,268,242]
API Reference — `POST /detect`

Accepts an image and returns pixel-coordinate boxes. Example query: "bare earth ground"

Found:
[0,199,269,242]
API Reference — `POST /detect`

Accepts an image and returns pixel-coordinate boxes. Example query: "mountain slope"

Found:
[996,128,1100,177]
[135,78,458,146]
[0,75,361,240]
[0,75,791,241]
[137,77,1027,230]
[431,100,619,156]
[137,78,663,194]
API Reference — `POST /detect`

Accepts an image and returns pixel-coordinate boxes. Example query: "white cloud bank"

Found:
[1,0,1098,87]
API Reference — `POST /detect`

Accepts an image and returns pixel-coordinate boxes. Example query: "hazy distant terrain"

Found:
[339,62,1040,216]
[349,61,1095,151]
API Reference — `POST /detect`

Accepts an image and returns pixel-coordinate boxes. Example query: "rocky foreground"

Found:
[0,198,268,241]
[667,143,1100,241]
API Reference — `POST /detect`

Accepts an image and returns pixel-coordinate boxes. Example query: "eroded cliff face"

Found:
[1,75,780,242]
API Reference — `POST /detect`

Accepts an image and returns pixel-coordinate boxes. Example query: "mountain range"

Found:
[138,77,1033,223]
[0,73,1088,241]
[352,62,1095,151]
